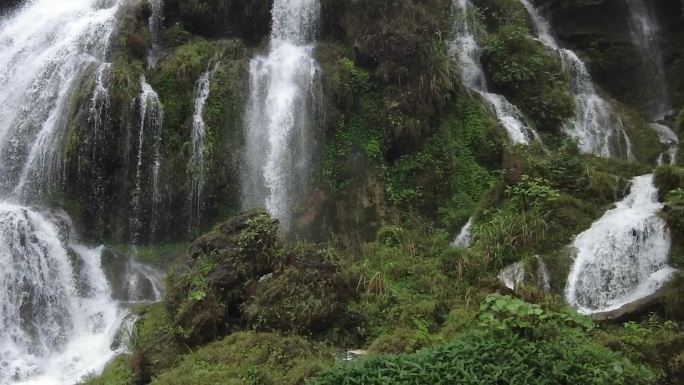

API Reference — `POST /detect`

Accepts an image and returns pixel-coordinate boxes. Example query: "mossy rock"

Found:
[149,332,334,385]
[165,210,283,346]
[243,244,355,334]
[130,303,186,382]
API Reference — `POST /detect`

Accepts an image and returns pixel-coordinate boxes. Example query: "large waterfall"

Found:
[450,0,537,145]
[241,0,321,230]
[520,0,632,159]
[0,1,158,383]
[565,175,675,314]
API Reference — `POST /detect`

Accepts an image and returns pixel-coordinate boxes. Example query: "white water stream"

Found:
[188,66,215,235]
[450,0,538,145]
[241,0,321,229]
[520,0,633,159]
[565,175,675,314]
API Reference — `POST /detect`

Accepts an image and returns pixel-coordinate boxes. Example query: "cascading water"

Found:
[565,175,676,314]
[652,123,679,165]
[0,0,119,200]
[130,77,164,244]
[0,1,160,383]
[450,0,537,145]
[0,206,124,385]
[188,67,215,236]
[241,0,321,230]
[520,0,633,158]
[452,218,473,248]
[625,0,672,119]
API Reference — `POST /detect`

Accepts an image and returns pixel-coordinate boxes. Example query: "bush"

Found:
[309,327,654,385]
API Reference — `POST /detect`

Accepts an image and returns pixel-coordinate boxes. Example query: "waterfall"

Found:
[498,256,551,292]
[0,204,129,385]
[147,0,164,68]
[565,174,675,314]
[452,218,473,248]
[0,0,119,200]
[241,0,321,229]
[130,76,164,244]
[625,0,672,119]
[0,2,161,383]
[652,123,679,165]
[88,63,112,160]
[520,0,633,158]
[188,67,214,236]
[450,0,538,145]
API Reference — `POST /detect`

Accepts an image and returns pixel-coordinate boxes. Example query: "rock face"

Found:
[540,0,684,112]
[163,0,273,44]
[590,287,668,322]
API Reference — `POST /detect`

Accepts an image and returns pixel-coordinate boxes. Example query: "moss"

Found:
[200,40,250,225]
[79,355,134,385]
[149,332,334,385]
[130,303,186,382]
[243,243,355,334]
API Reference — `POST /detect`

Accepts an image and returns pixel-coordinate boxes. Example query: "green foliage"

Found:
[345,224,465,343]
[322,57,384,193]
[149,332,334,385]
[595,314,684,384]
[506,175,560,210]
[484,26,545,85]
[478,294,592,337]
[385,101,500,228]
[310,327,654,385]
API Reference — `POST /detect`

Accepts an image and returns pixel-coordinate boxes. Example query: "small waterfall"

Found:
[565,174,675,314]
[188,67,215,236]
[88,62,112,160]
[652,123,679,165]
[625,0,672,119]
[241,0,321,229]
[520,0,632,158]
[147,0,164,68]
[130,76,164,244]
[450,0,537,145]
[498,256,551,292]
[452,218,473,248]
[499,261,526,290]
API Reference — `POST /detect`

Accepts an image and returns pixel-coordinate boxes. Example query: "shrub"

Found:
[309,327,654,385]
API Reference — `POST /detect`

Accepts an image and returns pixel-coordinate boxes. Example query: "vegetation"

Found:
[62,0,684,384]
